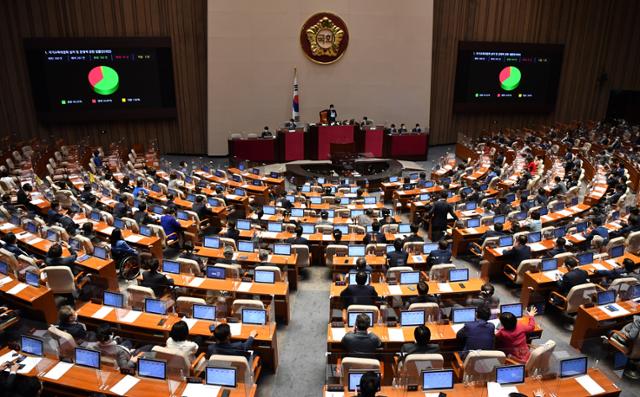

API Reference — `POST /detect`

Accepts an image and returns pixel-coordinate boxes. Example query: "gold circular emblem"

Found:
[300,12,349,64]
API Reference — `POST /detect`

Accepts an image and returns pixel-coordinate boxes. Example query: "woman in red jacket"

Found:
[496,306,537,362]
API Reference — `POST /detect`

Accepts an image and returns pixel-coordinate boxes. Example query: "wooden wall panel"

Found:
[0,0,207,154]
[429,0,640,145]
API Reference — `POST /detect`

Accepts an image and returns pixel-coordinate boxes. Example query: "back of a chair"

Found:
[626,231,640,255]
[514,259,541,285]
[0,248,20,277]
[525,340,556,375]
[386,266,414,283]
[347,305,380,324]
[219,237,237,251]
[209,354,254,385]
[49,226,70,242]
[232,299,265,316]
[316,225,334,235]
[381,224,398,234]
[481,237,499,251]
[605,237,625,253]
[553,252,576,267]
[151,346,191,376]
[121,217,139,233]
[403,241,423,254]
[349,225,366,235]
[216,263,242,279]
[429,264,455,281]
[403,354,444,380]
[291,245,310,267]
[126,285,156,310]
[609,277,639,299]
[47,325,77,360]
[74,234,94,254]
[176,296,206,316]
[408,303,440,321]
[341,357,381,386]
[255,265,283,282]
[462,350,506,380]
[565,283,597,314]
[177,258,202,276]
[147,224,168,247]
[325,245,348,266]
[42,266,75,294]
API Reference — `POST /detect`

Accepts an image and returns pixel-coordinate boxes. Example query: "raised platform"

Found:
[285,158,403,189]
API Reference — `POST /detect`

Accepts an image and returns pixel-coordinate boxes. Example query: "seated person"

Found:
[166,321,199,362]
[261,126,273,138]
[340,270,378,307]
[57,305,88,343]
[387,238,408,268]
[401,325,439,355]
[341,313,382,355]
[404,223,423,243]
[110,228,138,261]
[535,188,548,207]
[80,222,101,246]
[478,222,506,244]
[113,195,131,219]
[503,235,531,268]
[192,195,213,220]
[224,220,240,240]
[495,307,537,362]
[528,210,542,232]
[357,371,380,397]
[285,226,308,245]
[216,245,235,265]
[465,282,500,310]
[80,184,97,206]
[88,324,135,369]
[595,258,639,286]
[179,240,205,272]
[363,221,385,245]
[584,217,609,244]
[547,237,567,257]
[1,233,27,257]
[556,257,588,295]
[456,305,494,355]
[426,239,452,269]
[318,210,332,225]
[160,207,182,242]
[333,229,343,243]
[133,202,154,226]
[208,323,257,357]
[405,280,438,307]
[45,242,78,272]
[46,201,63,225]
[348,257,373,275]
[132,179,149,199]
[141,258,174,297]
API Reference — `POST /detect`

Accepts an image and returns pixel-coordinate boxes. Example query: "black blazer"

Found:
[557,268,589,295]
[387,250,409,268]
[340,284,378,307]
[503,245,531,266]
[141,270,174,297]
[430,200,457,228]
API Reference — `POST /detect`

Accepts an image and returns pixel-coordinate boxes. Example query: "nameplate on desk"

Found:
[31,199,45,205]
[229,322,242,336]
[605,259,620,268]
[110,374,140,396]
[387,285,403,296]
[125,235,144,243]
[529,242,546,251]
[542,270,563,280]
[0,223,15,231]
[92,306,113,319]
[237,282,252,292]
[260,232,279,239]
[7,283,28,295]
[0,276,12,287]
[388,328,405,342]
[188,277,205,287]
[182,317,199,330]
[557,210,573,217]
[437,283,453,293]
[119,310,142,323]
[182,384,221,397]
[591,263,607,271]
[44,361,74,380]
[322,235,333,241]
[29,237,44,245]
[575,374,605,395]
[411,255,425,263]
[331,327,346,341]
[572,234,586,242]
[461,210,477,217]
[487,381,519,397]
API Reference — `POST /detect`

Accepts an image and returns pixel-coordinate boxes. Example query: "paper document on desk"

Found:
[387,285,403,296]
[543,270,563,280]
[575,374,605,395]
[412,255,425,263]
[125,235,144,243]
[322,235,333,241]
[326,392,344,397]
[558,210,573,217]
[237,282,252,292]
[591,263,607,271]
[44,361,73,380]
[529,242,546,251]
[120,310,142,323]
[260,232,278,239]
[451,324,464,334]
[17,356,42,374]
[91,306,113,319]
[28,237,44,245]
[31,199,44,205]
[572,233,586,242]
[0,276,12,287]
[388,328,405,342]
[461,210,477,217]
[182,317,199,330]
[606,259,620,268]
[101,226,115,235]
[182,384,221,397]
[486,382,519,397]
[437,283,453,293]
[466,227,481,234]
[0,223,15,231]
[331,328,346,341]
[599,303,630,317]
[7,283,28,295]
[110,374,140,395]
[229,323,242,336]
[188,277,205,287]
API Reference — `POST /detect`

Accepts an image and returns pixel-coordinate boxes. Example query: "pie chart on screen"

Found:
[499,66,521,91]
[88,66,119,95]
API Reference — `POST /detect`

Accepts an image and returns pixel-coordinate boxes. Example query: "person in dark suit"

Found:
[224,220,240,240]
[261,126,273,138]
[465,282,500,310]
[556,257,588,295]
[404,223,423,243]
[113,195,131,219]
[401,325,439,355]
[426,239,452,269]
[356,372,380,397]
[133,202,154,226]
[363,222,386,245]
[45,242,78,273]
[1,233,27,258]
[192,195,212,220]
[387,238,409,268]
[478,222,506,244]
[341,313,382,355]
[285,226,309,245]
[547,237,567,257]
[208,323,257,357]
[456,305,495,355]
[57,305,88,342]
[428,191,458,241]
[405,281,438,307]
[80,184,97,206]
[594,258,637,287]
[348,257,373,275]
[141,258,174,297]
[328,104,337,123]
[494,197,511,216]
[503,235,531,268]
[340,271,378,307]
[584,217,610,244]
[46,201,63,225]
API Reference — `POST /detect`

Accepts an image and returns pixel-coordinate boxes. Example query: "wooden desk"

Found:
[571,299,640,350]
[0,274,57,323]
[76,302,279,370]
[76,217,164,259]
[330,255,387,274]
[0,347,256,396]
[482,240,555,280]
[322,368,620,397]
[451,222,514,257]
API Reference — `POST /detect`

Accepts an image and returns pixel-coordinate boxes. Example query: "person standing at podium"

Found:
[328,104,337,123]
[412,123,422,133]
[361,116,374,126]
[261,126,273,138]
[284,119,297,129]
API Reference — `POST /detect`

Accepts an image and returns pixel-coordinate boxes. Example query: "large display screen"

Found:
[453,42,564,113]
[24,37,177,122]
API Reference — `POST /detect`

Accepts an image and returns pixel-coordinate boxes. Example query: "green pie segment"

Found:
[499,66,521,91]
[88,66,119,96]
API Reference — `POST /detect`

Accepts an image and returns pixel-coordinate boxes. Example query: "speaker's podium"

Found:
[329,142,357,173]
[306,116,356,160]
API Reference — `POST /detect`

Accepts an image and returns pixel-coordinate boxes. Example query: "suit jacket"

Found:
[404,234,423,243]
[387,250,409,268]
[456,320,495,352]
[207,336,254,358]
[556,268,589,295]
[134,210,154,226]
[400,342,440,355]
[141,270,174,297]
[478,230,505,243]
[340,284,378,307]
[285,236,309,245]
[427,249,451,267]
[547,246,566,257]
[225,228,240,240]
[363,232,386,245]
[430,200,457,229]
[503,245,532,266]
[341,330,381,354]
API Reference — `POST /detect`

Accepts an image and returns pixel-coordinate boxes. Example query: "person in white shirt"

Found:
[166,321,199,363]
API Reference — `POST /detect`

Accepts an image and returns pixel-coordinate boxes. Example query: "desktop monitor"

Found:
[500,303,523,318]
[479,183,488,191]
[26,222,38,234]
[449,268,469,282]
[94,246,107,260]
[348,272,371,285]
[75,347,100,369]
[400,310,425,326]
[400,271,420,285]
[554,202,565,211]
[527,232,542,243]
[291,208,304,217]
[254,270,275,284]
[262,206,276,215]
[348,245,366,257]
[493,215,506,225]
[560,357,588,378]
[25,271,40,288]
[486,197,497,205]
[301,185,311,193]
[162,260,180,274]
[151,184,161,193]
[310,197,322,205]
[539,207,549,216]
[629,285,640,300]
[251,180,262,187]
[419,193,431,201]
[611,211,620,221]
[423,243,439,254]
[334,225,349,235]
[138,358,167,380]
[466,202,477,211]
[327,209,335,218]
[204,236,220,249]
[597,290,616,306]
[236,219,251,230]
[193,304,216,321]
[0,261,8,276]
[206,367,237,388]
[386,245,395,254]
[410,172,419,181]
[144,298,167,315]
[152,205,164,215]
[242,308,267,325]
[302,224,315,234]
[214,169,224,177]
[466,218,481,228]
[208,198,221,207]
[90,211,102,221]
[267,222,283,232]
[610,245,625,258]
[350,209,364,218]
[347,312,374,328]
[238,164,246,171]
[515,212,528,221]
[238,241,254,253]
[46,229,58,242]
[113,218,126,229]
[389,176,399,183]
[398,224,411,234]
[177,211,189,221]
[273,243,291,256]
[577,252,594,265]
[541,258,558,272]
[576,222,588,233]
[69,238,81,252]
[451,308,476,324]
[424,181,435,188]
[348,371,381,393]
[21,335,44,356]
[554,226,567,238]
[340,197,351,205]
[402,183,413,190]
[498,235,513,247]
[364,196,377,205]
[286,195,295,203]
[231,175,241,183]
[233,188,245,197]
[505,193,516,203]
[251,167,260,175]
[103,291,124,308]
[422,370,454,391]
[317,177,325,184]
[186,194,197,202]
[140,225,152,237]
[206,266,226,280]
[496,365,525,385]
